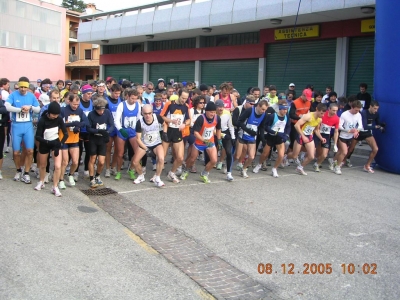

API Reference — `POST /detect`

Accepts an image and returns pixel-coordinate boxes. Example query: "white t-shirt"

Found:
[339,110,363,139]
[1,89,10,101]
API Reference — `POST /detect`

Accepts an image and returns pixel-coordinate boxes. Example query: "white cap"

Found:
[39,94,50,105]
[289,83,295,87]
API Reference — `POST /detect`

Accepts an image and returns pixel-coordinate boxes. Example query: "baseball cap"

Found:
[215,99,224,107]
[37,79,42,83]
[65,80,72,85]
[289,83,295,87]
[169,95,179,101]
[302,89,312,101]
[39,94,50,105]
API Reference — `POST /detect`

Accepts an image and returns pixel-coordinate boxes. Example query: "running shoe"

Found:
[175,166,182,176]
[271,168,279,178]
[58,180,66,189]
[127,169,136,180]
[334,165,342,175]
[199,173,211,183]
[294,157,301,167]
[134,174,145,184]
[313,162,320,172]
[34,181,45,191]
[0,171,2,180]
[281,155,289,168]
[253,164,262,173]
[52,186,62,197]
[111,167,117,175]
[149,175,156,183]
[216,162,223,170]
[90,179,98,188]
[226,172,234,182]
[21,174,31,184]
[262,161,268,171]
[155,179,165,187]
[68,175,75,186]
[14,172,21,182]
[266,159,272,166]
[5,147,9,153]
[44,172,50,184]
[95,176,104,186]
[346,159,353,168]
[115,172,121,180]
[241,168,249,178]
[105,169,111,178]
[236,163,243,171]
[180,170,189,180]
[84,170,90,178]
[73,172,79,182]
[167,171,180,183]
[363,165,375,174]
[30,163,37,173]
[296,166,307,176]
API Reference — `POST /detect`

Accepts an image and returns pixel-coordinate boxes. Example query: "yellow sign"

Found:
[274,25,319,40]
[361,19,375,33]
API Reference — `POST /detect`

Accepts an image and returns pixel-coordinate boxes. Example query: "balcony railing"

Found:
[69,54,78,62]
[69,30,77,39]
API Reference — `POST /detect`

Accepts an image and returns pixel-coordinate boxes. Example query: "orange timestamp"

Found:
[258,263,377,275]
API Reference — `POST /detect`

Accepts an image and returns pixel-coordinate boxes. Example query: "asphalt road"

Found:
[1,146,399,299]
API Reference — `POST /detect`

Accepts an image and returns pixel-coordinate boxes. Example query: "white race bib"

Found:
[320,123,331,134]
[272,120,286,133]
[68,115,80,132]
[16,111,30,122]
[143,131,159,145]
[202,127,215,140]
[303,125,315,135]
[169,114,184,128]
[124,116,136,129]
[84,111,90,117]
[44,127,59,141]
[96,123,107,130]
[244,124,257,136]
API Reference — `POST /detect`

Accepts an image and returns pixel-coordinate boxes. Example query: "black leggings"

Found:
[0,126,5,159]
[77,139,90,172]
[6,125,11,147]
[222,137,234,173]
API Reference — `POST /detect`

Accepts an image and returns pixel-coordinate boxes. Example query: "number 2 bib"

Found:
[143,131,159,145]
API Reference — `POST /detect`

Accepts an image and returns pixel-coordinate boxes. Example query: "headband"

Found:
[19,81,29,88]
[279,105,289,110]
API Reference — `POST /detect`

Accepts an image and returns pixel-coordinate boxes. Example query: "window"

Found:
[71,46,76,55]
[0,0,8,13]
[85,49,92,60]
[151,38,196,51]
[15,33,26,49]
[39,39,46,52]
[0,31,9,47]
[204,32,259,47]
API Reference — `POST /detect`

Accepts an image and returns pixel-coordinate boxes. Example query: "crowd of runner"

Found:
[0,77,385,197]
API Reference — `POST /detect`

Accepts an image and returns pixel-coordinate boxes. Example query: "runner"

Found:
[214,82,237,112]
[286,103,327,175]
[34,102,68,196]
[5,76,41,183]
[0,97,9,179]
[180,101,222,183]
[253,100,290,178]
[132,104,165,187]
[86,97,115,187]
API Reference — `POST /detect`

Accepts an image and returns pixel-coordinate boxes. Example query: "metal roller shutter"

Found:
[201,60,258,96]
[346,36,375,96]
[265,40,336,93]
[104,64,144,83]
[149,62,195,85]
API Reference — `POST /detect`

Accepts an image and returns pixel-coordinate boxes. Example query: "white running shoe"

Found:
[313,163,320,172]
[0,170,2,180]
[110,167,117,175]
[68,175,76,186]
[34,181,45,191]
[167,171,180,183]
[226,172,234,181]
[84,170,90,178]
[21,174,31,184]
[155,179,165,187]
[30,163,37,173]
[44,172,50,183]
[105,169,111,178]
[58,181,66,189]
[52,186,62,197]
[346,159,353,168]
[175,166,182,176]
[14,172,21,181]
[271,168,279,178]
[253,164,262,173]
[236,163,243,171]
[294,157,301,166]
[296,166,307,176]
[328,158,335,171]
[73,172,79,182]
[334,165,342,175]
[149,175,156,183]
[134,174,145,184]
[241,168,249,178]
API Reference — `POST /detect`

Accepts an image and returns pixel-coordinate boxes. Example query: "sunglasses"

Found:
[143,112,152,115]
[199,102,205,104]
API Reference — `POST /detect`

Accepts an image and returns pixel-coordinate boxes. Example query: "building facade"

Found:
[0,0,66,83]
[77,0,375,96]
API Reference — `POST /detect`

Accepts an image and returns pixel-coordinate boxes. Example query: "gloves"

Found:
[48,139,61,148]
[333,144,338,152]
[231,139,236,147]
[119,128,128,138]
[246,129,257,137]
[161,132,169,143]
[67,121,80,127]
[73,126,80,133]
[54,148,60,157]
[217,139,223,151]
[146,148,156,159]
[98,129,109,137]
[204,139,214,148]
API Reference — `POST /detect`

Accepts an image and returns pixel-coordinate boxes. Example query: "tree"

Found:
[62,0,86,13]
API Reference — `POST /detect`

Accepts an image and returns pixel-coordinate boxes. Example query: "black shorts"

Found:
[148,143,162,151]
[356,131,373,141]
[89,138,106,156]
[167,128,183,143]
[339,137,353,147]
[238,137,256,145]
[314,133,331,149]
[39,142,55,155]
[79,132,90,142]
[266,134,284,147]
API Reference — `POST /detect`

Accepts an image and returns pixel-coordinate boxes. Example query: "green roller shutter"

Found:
[346,36,375,96]
[201,60,258,96]
[265,39,336,93]
[149,62,195,85]
[104,64,144,83]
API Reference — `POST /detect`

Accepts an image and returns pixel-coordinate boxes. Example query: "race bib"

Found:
[124,116,136,129]
[68,115,80,132]
[320,123,331,134]
[303,125,315,135]
[84,111,90,117]
[244,124,257,136]
[44,127,59,141]
[16,111,30,122]
[169,114,184,128]
[272,120,286,133]
[143,131,159,145]
[96,123,107,130]
[202,127,215,140]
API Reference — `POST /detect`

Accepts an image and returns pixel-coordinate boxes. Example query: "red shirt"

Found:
[320,111,339,135]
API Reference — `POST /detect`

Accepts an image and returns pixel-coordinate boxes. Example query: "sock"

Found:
[24,172,29,175]
[90,176,94,181]
[95,173,100,177]
[17,168,22,172]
